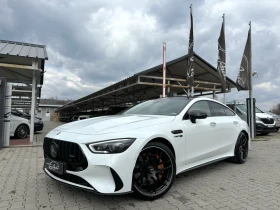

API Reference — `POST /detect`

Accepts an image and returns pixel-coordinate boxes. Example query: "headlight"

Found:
[87,138,136,154]
[256,117,261,121]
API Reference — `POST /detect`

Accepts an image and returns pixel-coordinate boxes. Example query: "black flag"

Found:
[236,23,252,91]
[217,14,226,93]
[186,5,194,87]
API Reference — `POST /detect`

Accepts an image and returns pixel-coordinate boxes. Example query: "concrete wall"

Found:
[37,107,57,121]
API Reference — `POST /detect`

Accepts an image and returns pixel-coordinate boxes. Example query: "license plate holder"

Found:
[44,158,65,175]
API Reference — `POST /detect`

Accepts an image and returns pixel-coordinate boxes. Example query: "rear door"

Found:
[208,101,239,155]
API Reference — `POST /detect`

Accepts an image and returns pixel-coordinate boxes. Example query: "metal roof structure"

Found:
[57,53,236,114]
[0,40,47,109]
[0,40,48,60]
[0,39,48,144]
[39,104,63,108]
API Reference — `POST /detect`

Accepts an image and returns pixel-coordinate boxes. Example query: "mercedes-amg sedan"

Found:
[43,97,250,200]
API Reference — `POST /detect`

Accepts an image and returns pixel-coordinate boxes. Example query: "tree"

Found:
[271,103,280,115]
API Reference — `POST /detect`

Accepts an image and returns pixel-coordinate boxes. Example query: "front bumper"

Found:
[43,137,144,194]
[256,123,277,133]
[35,123,44,132]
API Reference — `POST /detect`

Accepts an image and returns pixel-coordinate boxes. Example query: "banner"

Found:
[217,15,226,92]
[186,5,194,88]
[236,23,251,91]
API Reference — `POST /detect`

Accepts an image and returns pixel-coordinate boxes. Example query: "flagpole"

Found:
[223,14,226,104]
[249,21,254,138]
[162,42,166,98]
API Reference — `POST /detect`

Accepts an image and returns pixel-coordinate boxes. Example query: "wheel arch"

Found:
[241,130,249,140]
[148,137,176,160]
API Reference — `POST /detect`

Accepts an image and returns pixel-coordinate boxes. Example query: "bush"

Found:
[271,104,280,115]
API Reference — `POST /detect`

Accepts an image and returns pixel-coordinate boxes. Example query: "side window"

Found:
[184,101,212,119]
[224,107,235,116]
[208,101,227,116]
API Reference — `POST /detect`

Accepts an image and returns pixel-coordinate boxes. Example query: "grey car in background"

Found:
[266,111,280,132]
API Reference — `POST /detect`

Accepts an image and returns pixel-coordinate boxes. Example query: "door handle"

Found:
[233,121,238,125]
[210,122,216,127]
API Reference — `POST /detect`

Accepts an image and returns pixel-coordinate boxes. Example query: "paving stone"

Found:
[0,122,280,210]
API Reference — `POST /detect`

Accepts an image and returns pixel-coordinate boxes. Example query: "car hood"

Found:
[256,113,274,119]
[53,114,175,135]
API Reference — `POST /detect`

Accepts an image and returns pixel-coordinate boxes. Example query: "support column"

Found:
[4,83,12,147]
[30,60,37,143]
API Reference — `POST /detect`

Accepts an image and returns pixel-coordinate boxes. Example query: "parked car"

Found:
[11,109,44,132]
[266,111,280,131]
[227,101,276,135]
[43,97,249,200]
[11,108,42,120]
[77,115,91,120]
[70,115,79,122]
[104,106,131,115]
[10,114,31,139]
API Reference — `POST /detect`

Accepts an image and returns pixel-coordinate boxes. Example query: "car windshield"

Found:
[122,98,191,116]
[237,104,263,113]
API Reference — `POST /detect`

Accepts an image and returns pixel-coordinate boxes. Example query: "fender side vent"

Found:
[110,168,124,192]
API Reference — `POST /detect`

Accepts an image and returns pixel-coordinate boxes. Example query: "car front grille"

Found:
[260,118,274,124]
[43,137,88,171]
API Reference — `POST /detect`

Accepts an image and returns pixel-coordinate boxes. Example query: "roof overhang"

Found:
[0,40,48,109]
[57,53,236,113]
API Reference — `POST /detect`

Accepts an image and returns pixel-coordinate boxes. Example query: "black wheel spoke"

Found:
[136,174,144,182]
[159,165,172,171]
[158,160,171,165]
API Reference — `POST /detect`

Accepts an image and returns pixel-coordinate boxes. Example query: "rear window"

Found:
[208,101,235,116]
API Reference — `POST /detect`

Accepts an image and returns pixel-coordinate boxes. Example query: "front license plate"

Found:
[267,125,274,128]
[44,158,64,175]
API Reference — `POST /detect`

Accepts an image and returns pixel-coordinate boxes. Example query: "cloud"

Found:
[255,82,279,92]
[1,0,279,110]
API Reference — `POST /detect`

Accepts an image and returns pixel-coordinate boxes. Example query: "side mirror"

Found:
[189,110,208,123]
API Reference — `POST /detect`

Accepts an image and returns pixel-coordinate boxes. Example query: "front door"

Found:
[182,101,218,167]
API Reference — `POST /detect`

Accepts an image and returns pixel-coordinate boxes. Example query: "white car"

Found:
[43,97,249,200]
[10,114,31,139]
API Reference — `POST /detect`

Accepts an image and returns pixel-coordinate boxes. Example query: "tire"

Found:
[260,133,269,136]
[230,132,249,164]
[276,128,279,132]
[15,124,29,139]
[132,142,176,200]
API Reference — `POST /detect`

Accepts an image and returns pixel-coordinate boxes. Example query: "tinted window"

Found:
[123,98,191,116]
[208,102,228,116]
[185,101,211,119]
[224,107,235,116]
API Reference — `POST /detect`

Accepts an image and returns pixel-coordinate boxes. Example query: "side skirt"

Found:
[177,156,231,175]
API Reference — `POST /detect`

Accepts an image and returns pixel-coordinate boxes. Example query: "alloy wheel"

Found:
[17,125,28,139]
[238,133,248,161]
[133,146,174,196]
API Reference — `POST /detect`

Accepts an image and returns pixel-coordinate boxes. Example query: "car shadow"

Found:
[45,159,239,204]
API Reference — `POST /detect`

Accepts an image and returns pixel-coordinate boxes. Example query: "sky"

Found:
[1,0,280,111]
